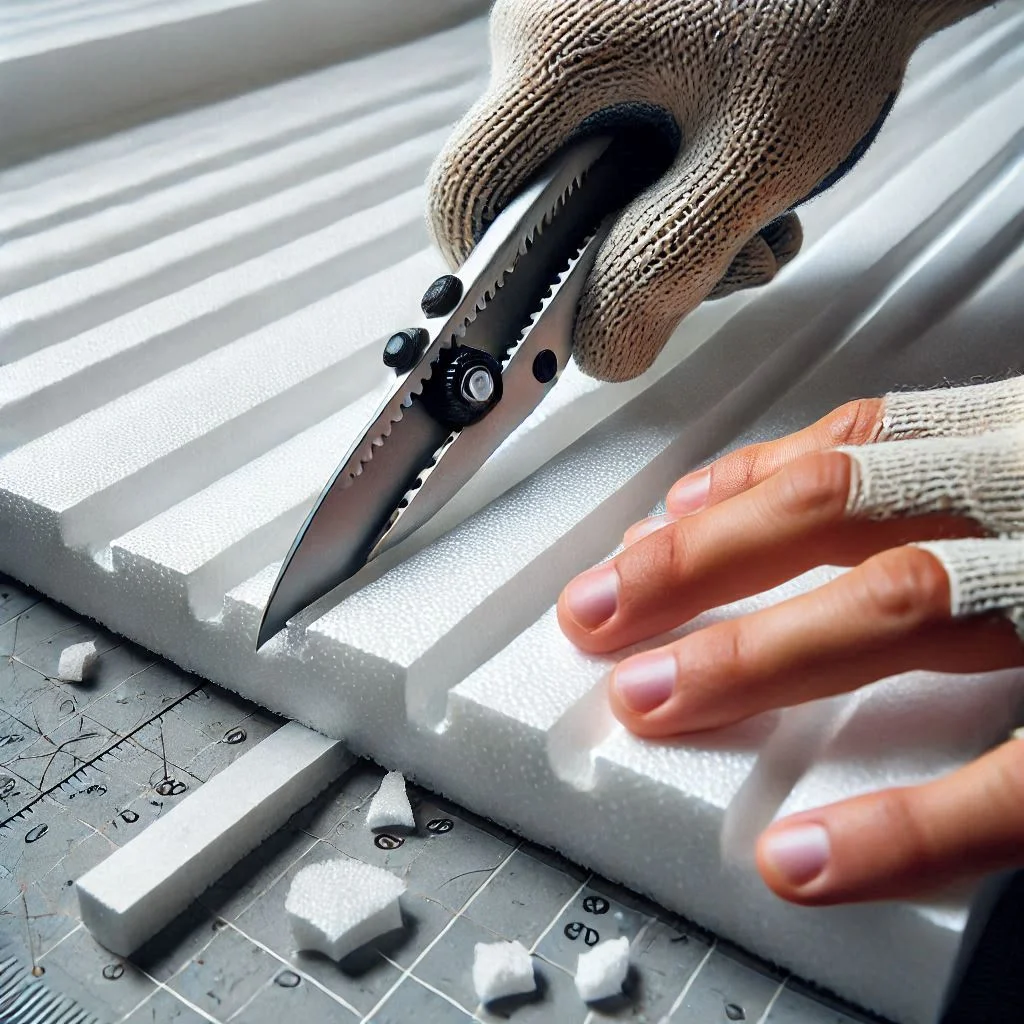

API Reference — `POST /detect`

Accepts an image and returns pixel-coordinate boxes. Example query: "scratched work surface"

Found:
[0,577,876,1024]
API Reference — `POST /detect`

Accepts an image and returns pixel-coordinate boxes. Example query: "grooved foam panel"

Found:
[2,7,1024,1023]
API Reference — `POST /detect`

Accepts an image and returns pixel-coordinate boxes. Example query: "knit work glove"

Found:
[844,375,1024,640]
[427,0,992,381]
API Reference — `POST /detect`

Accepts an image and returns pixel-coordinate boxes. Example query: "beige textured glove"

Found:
[843,375,1024,639]
[427,0,993,381]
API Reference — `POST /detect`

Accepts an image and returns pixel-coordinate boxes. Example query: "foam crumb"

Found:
[575,936,630,1002]
[57,641,99,682]
[285,858,405,961]
[472,940,535,1003]
[366,770,415,831]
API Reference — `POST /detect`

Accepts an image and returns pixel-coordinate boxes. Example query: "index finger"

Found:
[662,398,885,518]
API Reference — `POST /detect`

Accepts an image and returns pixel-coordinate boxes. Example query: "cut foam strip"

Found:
[472,940,536,1004]
[76,723,352,955]
[56,640,98,682]
[285,858,406,961]
[366,771,414,832]
[575,937,630,1003]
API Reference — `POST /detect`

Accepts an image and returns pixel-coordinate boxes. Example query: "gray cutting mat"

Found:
[0,575,876,1024]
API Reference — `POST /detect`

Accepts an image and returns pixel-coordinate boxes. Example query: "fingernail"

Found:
[667,469,711,516]
[563,566,619,630]
[761,824,830,887]
[613,651,677,714]
[624,513,677,546]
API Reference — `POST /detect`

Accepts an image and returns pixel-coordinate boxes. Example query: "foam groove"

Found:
[0,211,438,456]
[0,129,450,361]
[112,360,612,626]
[0,202,436,550]
[0,46,483,242]
[2,8,1024,1023]
[111,393,387,620]
[0,0,488,164]
[0,82,480,295]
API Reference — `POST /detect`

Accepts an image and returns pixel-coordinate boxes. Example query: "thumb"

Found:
[756,736,1024,906]
[706,212,804,301]
[426,2,652,269]
[573,123,801,382]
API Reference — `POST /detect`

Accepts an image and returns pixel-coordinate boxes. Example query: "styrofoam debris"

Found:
[472,940,536,1004]
[366,770,415,831]
[77,723,352,955]
[285,858,406,961]
[56,640,98,682]
[575,936,630,1002]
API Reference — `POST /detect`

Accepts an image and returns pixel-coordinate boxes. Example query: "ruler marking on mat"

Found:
[0,685,204,829]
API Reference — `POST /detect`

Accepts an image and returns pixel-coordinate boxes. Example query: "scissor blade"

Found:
[257,399,449,647]
[256,137,634,648]
[319,137,614,489]
[366,230,607,562]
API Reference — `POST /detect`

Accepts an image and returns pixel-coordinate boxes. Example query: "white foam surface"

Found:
[1,0,488,164]
[56,640,98,682]
[285,858,406,961]
[575,937,630,1003]
[5,8,1024,1022]
[472,940,536,1004]
[366,771,415,832]
[76,723,352,955]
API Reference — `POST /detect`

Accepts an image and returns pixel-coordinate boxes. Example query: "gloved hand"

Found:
[557,374,1023,904]
[846,375,1024,639]
[427,0,992,382]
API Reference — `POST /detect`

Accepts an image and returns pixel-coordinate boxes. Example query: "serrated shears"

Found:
[257,134,641,649]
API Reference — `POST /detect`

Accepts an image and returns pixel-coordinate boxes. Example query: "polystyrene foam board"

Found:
[3,9,1024,1022]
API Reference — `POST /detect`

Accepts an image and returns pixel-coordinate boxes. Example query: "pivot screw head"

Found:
[420,346,503,428]
[462,367,496,404]
[383,328,427,373]
[421,275,463,318]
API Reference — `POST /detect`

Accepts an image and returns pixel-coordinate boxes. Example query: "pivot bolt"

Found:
[421,275,463,318]
[382,328,427,373]
[420,346,503,428]
[461,367,496,404]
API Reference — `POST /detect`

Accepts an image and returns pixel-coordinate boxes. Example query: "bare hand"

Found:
[558,379,1024,905]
